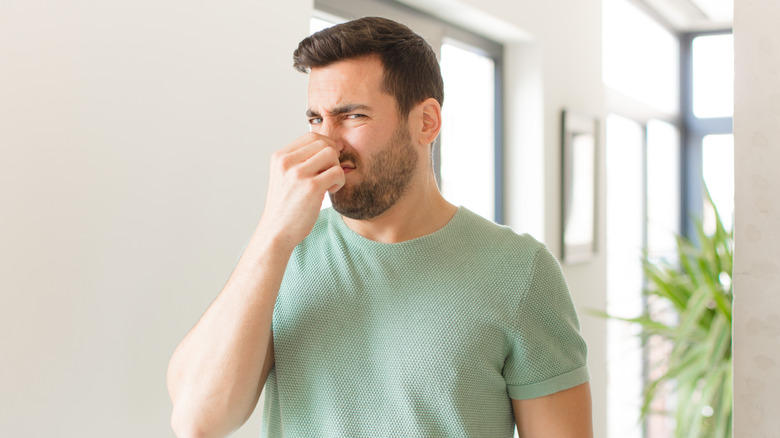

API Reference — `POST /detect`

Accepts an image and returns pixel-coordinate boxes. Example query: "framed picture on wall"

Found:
[561,109,598,264]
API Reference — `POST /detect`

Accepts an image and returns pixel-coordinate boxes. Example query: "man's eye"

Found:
[346,114,366,120]
[308,117,323,125]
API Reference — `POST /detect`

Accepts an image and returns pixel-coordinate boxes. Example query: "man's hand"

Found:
[258,132,345,249]
[167,133,345,438]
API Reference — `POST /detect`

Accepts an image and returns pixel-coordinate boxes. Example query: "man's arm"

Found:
[166,133,344,438]
[512,382,593,438]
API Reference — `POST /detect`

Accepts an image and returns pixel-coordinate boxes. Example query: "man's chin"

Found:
[330,193,387,221]
[331,204,369,221]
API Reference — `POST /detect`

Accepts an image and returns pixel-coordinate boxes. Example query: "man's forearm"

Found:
[513,382,593,438]
[167,130,344,437]
[166,230,294,438]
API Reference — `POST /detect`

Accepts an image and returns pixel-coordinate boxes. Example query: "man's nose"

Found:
[319,120,345,152]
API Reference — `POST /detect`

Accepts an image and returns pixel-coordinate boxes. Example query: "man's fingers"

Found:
[277,132,338,157]
[283,140,329,167]
[316,164,346,194]
[300,145,340,175]
[303,146,344,193]
[271,137,343,200]
[259,133,343,248]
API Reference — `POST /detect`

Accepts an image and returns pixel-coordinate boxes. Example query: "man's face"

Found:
[307,56,418,220]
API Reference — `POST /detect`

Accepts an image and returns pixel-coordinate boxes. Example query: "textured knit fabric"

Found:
[260,207,589,437]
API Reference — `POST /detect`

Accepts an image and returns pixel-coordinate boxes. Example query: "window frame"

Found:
[679,29,734,239]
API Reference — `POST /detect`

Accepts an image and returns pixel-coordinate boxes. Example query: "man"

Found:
[167,16,592,438]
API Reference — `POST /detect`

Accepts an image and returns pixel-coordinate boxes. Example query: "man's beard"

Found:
[329,124,418,220]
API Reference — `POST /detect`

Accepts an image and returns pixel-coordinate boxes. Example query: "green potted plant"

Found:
[607,193,733,437]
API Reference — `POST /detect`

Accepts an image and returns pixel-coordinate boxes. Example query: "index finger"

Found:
[278,132,338,155]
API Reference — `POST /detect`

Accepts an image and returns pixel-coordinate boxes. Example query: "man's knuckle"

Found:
[304,178,321,194]
[278,154,297,170]
[289,165,306,180]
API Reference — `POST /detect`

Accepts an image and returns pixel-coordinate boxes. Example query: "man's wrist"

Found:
[246,223,299,264]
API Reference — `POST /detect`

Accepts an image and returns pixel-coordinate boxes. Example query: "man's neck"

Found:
[340,179,457,244]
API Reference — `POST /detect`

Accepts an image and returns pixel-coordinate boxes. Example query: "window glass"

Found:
[603,0,679,114]
[647,119,681,262]
[693,34,734,118]
[440,42,496,221]
[606,114,645,438]
[645,119,680,437]
[702,134,734,233]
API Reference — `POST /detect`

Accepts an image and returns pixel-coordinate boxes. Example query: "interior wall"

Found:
[0,0,607,436]
[0,1,310,436]
[733,0,780,434]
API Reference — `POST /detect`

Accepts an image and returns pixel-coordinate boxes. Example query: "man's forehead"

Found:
[306,58,394,113]
[308,63,379,92]
[310,54,384,77]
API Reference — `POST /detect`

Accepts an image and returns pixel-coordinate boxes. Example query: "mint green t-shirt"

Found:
[261,207,588,437]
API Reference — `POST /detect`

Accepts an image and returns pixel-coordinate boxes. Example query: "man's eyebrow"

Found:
[306,104,372,118]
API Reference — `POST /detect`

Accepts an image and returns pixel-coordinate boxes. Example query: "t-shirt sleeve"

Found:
[504,245,590,400]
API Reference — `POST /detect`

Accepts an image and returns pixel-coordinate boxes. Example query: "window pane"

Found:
[693,34,734,118]
[603,0,679,114]
[702,134,734,233]
[440,42,495,221]
[645,120,680,437]
[606,114,645,438]
[647,119,680,262]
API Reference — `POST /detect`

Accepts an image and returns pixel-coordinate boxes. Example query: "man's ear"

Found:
[412,98,442,146]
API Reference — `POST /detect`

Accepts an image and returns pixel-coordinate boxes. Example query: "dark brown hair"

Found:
[293,16,444,117]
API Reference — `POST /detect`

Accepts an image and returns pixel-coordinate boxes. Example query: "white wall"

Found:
[0,1,310,436]
[0,0,607,436]
[733,0,780,435]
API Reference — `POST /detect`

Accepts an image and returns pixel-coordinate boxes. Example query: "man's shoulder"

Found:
[454,208,545,256]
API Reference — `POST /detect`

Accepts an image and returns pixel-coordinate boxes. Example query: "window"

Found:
[647,119,681,261]
[692,34,734,118]
[440,42,496,221]
[313,0,504,222]
[605,1,733,436]
[603,1,682,436]
[702,133,734,233]
[682,32,734,237]
[603,0,679,115]
[605,114,646,438]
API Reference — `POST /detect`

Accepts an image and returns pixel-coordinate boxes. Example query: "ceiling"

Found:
[640,0,733,31]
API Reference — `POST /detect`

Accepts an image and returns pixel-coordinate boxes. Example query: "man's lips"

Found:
[340,162,356,173]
